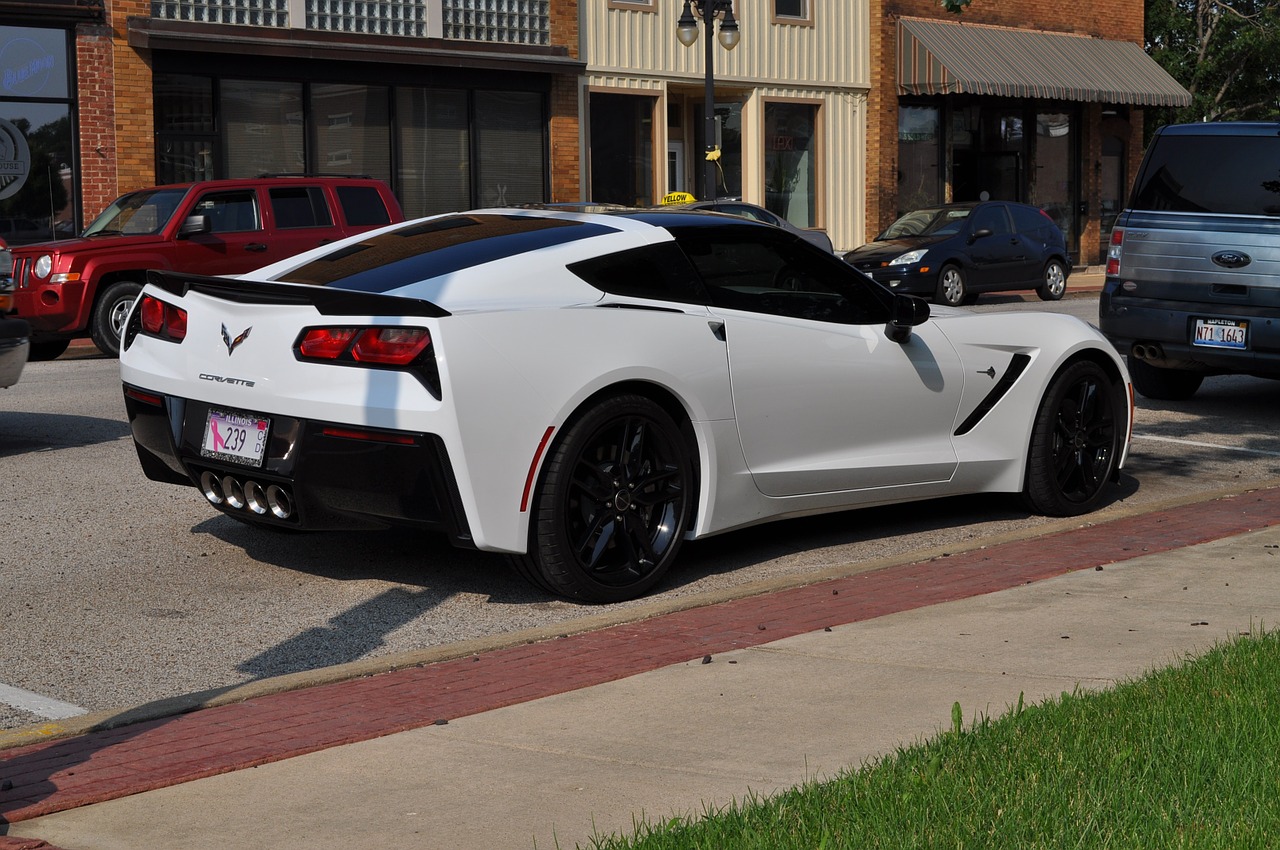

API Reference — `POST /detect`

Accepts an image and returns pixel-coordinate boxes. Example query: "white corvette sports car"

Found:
[121,207,1132,602]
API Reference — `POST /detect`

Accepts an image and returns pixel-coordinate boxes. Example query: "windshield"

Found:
[879,207,971,239]
[83,188,189,237]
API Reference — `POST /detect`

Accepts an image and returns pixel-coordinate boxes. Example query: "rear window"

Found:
[269,186,334,229]
[336,185,393,226]
[276,213,619,291]
[1132,135,1280,216]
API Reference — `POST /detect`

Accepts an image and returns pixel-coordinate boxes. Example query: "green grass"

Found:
[585,630,1280,850]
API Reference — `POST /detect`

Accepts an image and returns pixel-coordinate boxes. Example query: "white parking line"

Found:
[0,682,88,720]
[1134,433,1280,458]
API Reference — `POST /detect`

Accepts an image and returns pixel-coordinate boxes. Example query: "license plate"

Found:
[1192,317,1248,350]
[201,408,270,467]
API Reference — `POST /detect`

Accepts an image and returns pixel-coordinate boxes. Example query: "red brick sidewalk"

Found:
[3,486,1278,837]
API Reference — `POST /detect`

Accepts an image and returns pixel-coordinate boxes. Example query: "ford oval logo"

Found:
[1212,251,1251,269]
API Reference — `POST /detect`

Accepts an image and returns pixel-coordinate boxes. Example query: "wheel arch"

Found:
[1023,347,1131,489]
[548,378,704,521]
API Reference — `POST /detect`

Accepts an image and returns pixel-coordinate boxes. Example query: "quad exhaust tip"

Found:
[200,471,293,520]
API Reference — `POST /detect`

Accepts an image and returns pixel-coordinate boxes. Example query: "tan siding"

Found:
[586,1,869,90]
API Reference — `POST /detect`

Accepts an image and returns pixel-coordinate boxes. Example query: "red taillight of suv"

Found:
[138,294,188,342]
[296,326,431,366]
[1106,228,1123,278]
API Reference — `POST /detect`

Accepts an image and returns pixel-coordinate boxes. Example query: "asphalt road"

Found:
[3,294,1278,732]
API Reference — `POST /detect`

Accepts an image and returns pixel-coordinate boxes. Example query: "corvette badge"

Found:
[222,324,251,355]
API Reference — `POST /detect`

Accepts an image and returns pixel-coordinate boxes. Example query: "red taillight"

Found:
[297,326,430,366]
[1105,228,1123,278]
[299,327,360,359]
[352,328,431,365]
[138,294,187,342]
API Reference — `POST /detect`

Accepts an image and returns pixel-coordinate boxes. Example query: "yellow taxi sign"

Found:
[661,191,696,206]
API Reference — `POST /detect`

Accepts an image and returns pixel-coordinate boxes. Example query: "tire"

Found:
[27,340,71,361]
[1036,259,1067,301]
[934,265,968,307]
[90,280,143,358]
[1127,354,1203,401]
[1023,360,1124,517]
[513,395,694,603]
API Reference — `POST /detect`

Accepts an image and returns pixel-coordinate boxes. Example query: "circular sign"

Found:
[0,116,31,200]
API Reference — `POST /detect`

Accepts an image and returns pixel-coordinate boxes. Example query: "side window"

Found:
[970,204,1012,236]
[336,185,392,227]
[568,242,708,304]
[1010,204,1051,237]
[269,186,334,229]
[194,190,260,234]
[678,228,888,324]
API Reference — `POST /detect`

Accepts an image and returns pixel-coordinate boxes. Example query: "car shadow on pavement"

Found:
[0,413,131,458]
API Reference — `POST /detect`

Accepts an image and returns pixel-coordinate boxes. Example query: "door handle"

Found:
[245,243,269,252]
[708,320,726,341]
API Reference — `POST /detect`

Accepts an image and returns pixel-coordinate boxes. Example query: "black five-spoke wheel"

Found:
[516,395,693,602]
[1024,360,1124,516]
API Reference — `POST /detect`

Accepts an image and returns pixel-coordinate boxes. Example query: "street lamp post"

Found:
[676,0,739,201]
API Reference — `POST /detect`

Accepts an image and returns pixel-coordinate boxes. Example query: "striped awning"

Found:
[897,17,1191,107]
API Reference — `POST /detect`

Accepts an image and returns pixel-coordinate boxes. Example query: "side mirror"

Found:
[886,293,930,343]
[178,214,210,238]
[967,227,993,244]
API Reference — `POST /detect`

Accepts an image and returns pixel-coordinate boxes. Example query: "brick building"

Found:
[866,0,1189,264]
[0,0,583,242]
[2,0,1189,262]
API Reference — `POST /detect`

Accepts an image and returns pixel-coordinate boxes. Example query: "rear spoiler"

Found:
[145,270,451,318]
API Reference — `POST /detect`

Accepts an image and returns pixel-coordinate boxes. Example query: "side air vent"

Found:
[954,353,1033,436]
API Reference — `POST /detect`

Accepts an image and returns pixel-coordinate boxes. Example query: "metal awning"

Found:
[897,17,1191,107]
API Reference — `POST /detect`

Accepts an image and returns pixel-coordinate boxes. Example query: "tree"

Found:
[1145,0,1280,128]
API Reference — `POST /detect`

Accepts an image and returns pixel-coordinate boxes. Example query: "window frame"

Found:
[772,0,812,26]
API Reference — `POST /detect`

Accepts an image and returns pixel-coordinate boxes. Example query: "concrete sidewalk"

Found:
[3,485,1278,850]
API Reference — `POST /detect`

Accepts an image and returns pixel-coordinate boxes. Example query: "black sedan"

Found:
[845,201,1070,306]
[674,200,836,254]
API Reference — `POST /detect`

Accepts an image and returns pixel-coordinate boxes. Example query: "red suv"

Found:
[11,175,404,359]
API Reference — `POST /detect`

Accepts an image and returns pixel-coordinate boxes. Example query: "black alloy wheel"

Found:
[515,395,693,603]
[1024,360,1123,516]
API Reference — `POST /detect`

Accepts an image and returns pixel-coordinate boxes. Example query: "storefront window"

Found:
[153,74,548,215]
[156,74,216,183]
[397,88,470,218]
[312,84,390,183]
[475,90,545,207]
[0,26,75,242]
[589,92,654,207]
[764,101,818,228]
[1031,111,1076,250]
[222,79,306,176]
[897,104,940,213]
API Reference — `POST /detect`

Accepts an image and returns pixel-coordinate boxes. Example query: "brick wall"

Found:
[549,0,581,201]
[110,0,157,202]
[866,0,1148,261]
[74,24,117,222]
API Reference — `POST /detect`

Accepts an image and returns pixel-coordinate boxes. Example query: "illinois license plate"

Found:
[201,408,270,467]
[1192,317,1248,350]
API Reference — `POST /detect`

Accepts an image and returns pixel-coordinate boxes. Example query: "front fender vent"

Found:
[954,353,1032,436]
